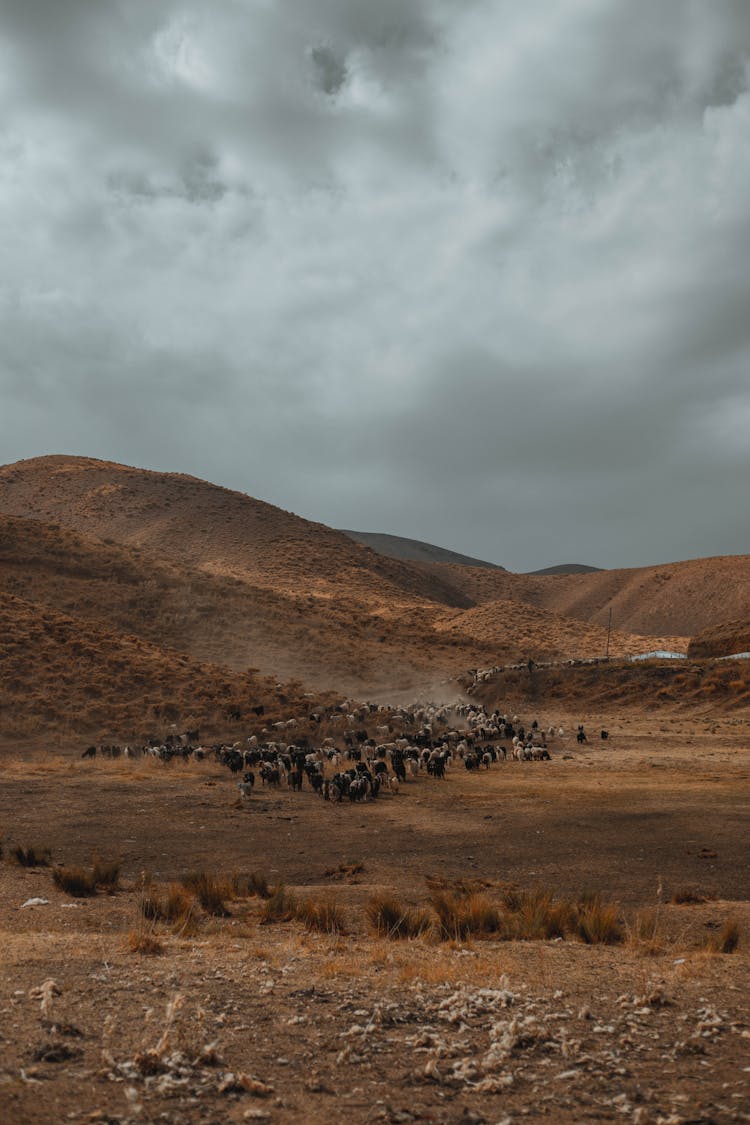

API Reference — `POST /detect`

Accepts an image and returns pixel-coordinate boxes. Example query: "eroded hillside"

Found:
[3,455,747,729]
[417,554,750,638]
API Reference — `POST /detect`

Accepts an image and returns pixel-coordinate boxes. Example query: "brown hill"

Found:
[0,510,690,698]
[0,514,498,696]
[526,563,602,575]
[1,455,723,712]
[687,619,750,660]
[434,598,687,661]
[339,529,504,570]
[0,591,329,746]
[417,554,750,638]
[468,655,750,713]
[0,455,467,610]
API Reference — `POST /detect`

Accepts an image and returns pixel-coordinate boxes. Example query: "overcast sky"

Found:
[2,1,750,571]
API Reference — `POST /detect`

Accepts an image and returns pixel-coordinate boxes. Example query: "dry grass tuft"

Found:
[671,887,711,905]
[181,871,230,917]
[225,870,272,899]
[366,893,432,940]
[295,897,348,935]
[128,928,165,956]
[259,884,297,924]
[52,865,97,897]
[574,893,624,945]
[628,907,665,955]
[12,844,51,868]
[424,883,622,945]
[705,918,741,955]
[92,858,121,893]
[141,883,196,931]
[430,890,502,941]
[513,889,573,941]
[246,871,272,899]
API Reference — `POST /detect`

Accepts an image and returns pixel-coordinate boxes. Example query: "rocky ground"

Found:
[1,709,749,1123]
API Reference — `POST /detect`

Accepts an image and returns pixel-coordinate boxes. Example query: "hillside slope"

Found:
[417,555,750,638]
[468,655,750,712]
[435,598,686,661]
[0,591,324,744]
[0,515,499,695]
[0,456,468,610]
[1,455,725,703]
[339,530,503,570]
[687,619,750,660]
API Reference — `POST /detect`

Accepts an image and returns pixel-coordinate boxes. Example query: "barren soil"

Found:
[1,710,748,1124]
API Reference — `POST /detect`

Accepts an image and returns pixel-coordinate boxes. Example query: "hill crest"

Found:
[339,529,504,571]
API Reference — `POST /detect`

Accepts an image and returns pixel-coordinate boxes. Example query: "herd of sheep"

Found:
[81,701,588,803]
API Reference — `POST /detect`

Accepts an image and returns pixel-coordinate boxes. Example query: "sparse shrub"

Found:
[718,919,740,953]
[225,870,271,899]
[296,897,347,935]
[514,889,574,941]
[92,859,120,893]
[140,887,161,921]
[128,928,164,956]
[431,891,503,941]
[247,871,271,899]
[628,907,664,955]
[259,884,297,924]
[181,871,230,917]
[141,883,195,927]
[575,894,624,945]
[12,845,51,868]
[53,866,97,897]
[705,918,741,955]
[324,862,364,881]
[498,884,523,912]
[671,887,710,905]
[366,894,432,940]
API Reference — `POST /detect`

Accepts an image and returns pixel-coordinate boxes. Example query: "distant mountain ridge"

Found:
[339,530,504,571]
[527,563,603,575]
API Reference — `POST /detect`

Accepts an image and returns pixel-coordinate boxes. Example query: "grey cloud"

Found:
[2,2,750,570]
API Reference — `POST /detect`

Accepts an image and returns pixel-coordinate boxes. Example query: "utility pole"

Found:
[605,607,612,661]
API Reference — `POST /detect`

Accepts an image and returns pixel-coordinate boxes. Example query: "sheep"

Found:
[237,772,255,799]
[260,764,281,787]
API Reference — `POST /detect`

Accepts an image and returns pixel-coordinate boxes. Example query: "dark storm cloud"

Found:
[2,1,750,569]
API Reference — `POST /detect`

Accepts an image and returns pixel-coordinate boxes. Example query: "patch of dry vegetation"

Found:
[259,885,298,924]
[141,883,196,927]
[180,872,230,918]
[0,590,333,745]
[472,655,750,712]
[52,866,98,898]
[705,919,741,955]
[365,894,433,940]
[295,897,348,935]
[11,844,51,867]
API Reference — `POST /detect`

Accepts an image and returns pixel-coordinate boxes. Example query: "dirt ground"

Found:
[1,708,749,1124]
